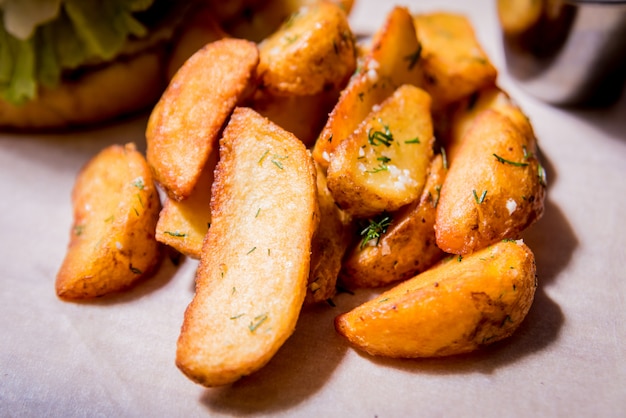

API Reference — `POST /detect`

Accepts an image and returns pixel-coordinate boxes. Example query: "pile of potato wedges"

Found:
[55,0,547,387]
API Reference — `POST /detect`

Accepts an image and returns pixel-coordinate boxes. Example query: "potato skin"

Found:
[414,12,498,110]
[56,143,162,299]
[443,86,535,165]
[435,109,546,255]
[306,161,353,304]
[335,240,537,358]
[341,154,446,288]
[257,1,356,96]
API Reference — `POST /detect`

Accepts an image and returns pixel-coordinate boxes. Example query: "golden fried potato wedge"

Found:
[56,143,162,300]
[306,161,354,304]
[313,6,425,169]
[444,86,535,164]
[341,154,446,288]
[155,148,218,259]
[257,1,356,97]
[327,84,434,218]
[335,240,537,358]
[435,110,546,255]
[252,87,340,148]
[414,12,498,109]
[146,38,259,201]
[176,107,319,387]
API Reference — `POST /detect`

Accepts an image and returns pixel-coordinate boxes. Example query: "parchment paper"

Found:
[2,1,625,416]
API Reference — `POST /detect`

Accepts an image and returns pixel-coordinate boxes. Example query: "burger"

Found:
[0,0,209,130]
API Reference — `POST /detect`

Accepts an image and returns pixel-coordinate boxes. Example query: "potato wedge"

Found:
[335,239,537,358]
[313,6,425,169]
[435,110,546,255]
[146,38,259,201]
[444,86,535,165]
[327,84,434,218]
[306,161,354,304]
[252,87,340,148]
[56,143,162,300]
[341,154,446,288]
[155,147,218,259]
[414,12,498,110]
[176,107,319,387]
[257,1,356,97]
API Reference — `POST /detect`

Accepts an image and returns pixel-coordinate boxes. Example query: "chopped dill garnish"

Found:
[493,153,529,167]
[249,314,268,332]
[430,185,442,208]
[538,162,547,187]
[271,154,288,169]
[404,45,422,70]
[366,156,391,173]
[473,189,487,204]
[367,119,394,147]
[258,149,270,164]
[522,145,534,161]
[359,214,392,249]
[164,230,187,237]
[131,177,145,190]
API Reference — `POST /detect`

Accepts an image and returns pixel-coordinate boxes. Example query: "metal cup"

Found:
[497,0,626,106]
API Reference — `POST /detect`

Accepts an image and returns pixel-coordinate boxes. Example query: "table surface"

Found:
[2,1,625,416]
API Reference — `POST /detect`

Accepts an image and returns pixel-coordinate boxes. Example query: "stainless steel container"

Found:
[497,0,626,106]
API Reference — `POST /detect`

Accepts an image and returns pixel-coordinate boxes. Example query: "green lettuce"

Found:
[0,0,156,105]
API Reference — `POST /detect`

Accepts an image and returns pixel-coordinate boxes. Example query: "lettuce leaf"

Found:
[0,25,36,104]
[0,0,158,105]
